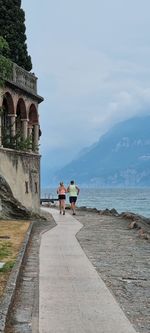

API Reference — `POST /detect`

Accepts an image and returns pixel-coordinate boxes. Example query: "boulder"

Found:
[0,175,32,219]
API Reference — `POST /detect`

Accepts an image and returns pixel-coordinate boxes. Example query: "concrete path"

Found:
[39,208,137,333]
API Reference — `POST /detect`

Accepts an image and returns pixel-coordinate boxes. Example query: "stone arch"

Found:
[28,104,39,152]
[16,98,27,120]
[28,103,39,125]
[2,91,14,115]
[16,98,27,135]
[1,92,15,146]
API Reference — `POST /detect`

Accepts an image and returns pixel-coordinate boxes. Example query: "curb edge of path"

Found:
[0,221,34,333]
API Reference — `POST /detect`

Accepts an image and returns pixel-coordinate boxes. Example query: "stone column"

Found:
[28,125,33,151]
[0,89,4,147]
[9,114,16,138]
[33,124,39,153]
[0,114,2,147]
[21,119,28,139]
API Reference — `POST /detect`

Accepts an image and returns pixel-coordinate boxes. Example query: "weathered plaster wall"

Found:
[0,148,41,212]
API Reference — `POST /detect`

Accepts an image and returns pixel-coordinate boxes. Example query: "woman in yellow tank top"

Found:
[67,180,80,215]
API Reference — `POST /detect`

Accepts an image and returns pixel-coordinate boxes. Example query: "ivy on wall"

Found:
[1,126,33,151]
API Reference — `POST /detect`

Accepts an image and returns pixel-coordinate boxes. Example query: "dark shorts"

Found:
[58,194,66,200]
[69,196,77,203]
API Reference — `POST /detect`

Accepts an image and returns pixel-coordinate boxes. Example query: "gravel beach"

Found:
[75,208,150,333]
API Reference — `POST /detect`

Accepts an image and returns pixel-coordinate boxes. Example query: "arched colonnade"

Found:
[0,90,40,152]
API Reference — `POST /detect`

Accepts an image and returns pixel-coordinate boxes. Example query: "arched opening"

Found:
[13,98,28,150]
[28,104,39,152]
[1,92,15,148]
[16,98,27,134]
[28,104,38,125]
[2,92,14,115]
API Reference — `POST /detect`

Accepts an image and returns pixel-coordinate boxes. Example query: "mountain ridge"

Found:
[50,115,150,187]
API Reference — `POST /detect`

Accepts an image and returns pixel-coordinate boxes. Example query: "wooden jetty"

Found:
[40,198,59,205]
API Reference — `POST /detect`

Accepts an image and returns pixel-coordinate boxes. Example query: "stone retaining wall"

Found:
[0,148,41,212]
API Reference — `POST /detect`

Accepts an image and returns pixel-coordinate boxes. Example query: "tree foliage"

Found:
[0,0,32,71]
[0,37,12,86]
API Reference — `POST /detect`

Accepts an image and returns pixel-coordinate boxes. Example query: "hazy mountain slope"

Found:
[51,116,150,186]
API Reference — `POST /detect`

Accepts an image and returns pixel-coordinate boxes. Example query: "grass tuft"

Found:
[0,241,12,260]
[0,261,15,273]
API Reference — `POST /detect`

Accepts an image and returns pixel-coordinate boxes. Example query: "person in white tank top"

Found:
[67,180,80,215]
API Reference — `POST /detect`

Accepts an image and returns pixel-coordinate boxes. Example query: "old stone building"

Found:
[0,62,43,212]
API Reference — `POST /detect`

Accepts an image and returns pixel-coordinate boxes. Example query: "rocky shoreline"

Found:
[77,205,150,236]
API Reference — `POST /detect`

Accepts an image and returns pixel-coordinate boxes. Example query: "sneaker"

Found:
[60,211,62,214]
[63,211,65,215]
[73,212,76,215]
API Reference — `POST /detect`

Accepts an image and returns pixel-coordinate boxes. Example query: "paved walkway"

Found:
[39,208,137,333]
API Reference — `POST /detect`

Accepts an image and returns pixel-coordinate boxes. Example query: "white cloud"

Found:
[22,0,150,168]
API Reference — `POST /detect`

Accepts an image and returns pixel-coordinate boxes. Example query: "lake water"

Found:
[42,188,150,218]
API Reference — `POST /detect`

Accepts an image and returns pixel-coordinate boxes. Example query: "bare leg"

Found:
[73,202,76,214]
[62,199,65,214]
[60,200,64,213]
[59,200,62,213]
[71,202,76,215]
[70,202,74,213]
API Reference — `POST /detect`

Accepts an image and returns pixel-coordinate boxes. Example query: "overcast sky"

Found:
[22,0,150,170]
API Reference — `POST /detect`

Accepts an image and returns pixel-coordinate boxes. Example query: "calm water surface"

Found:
[42,188,150,218]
